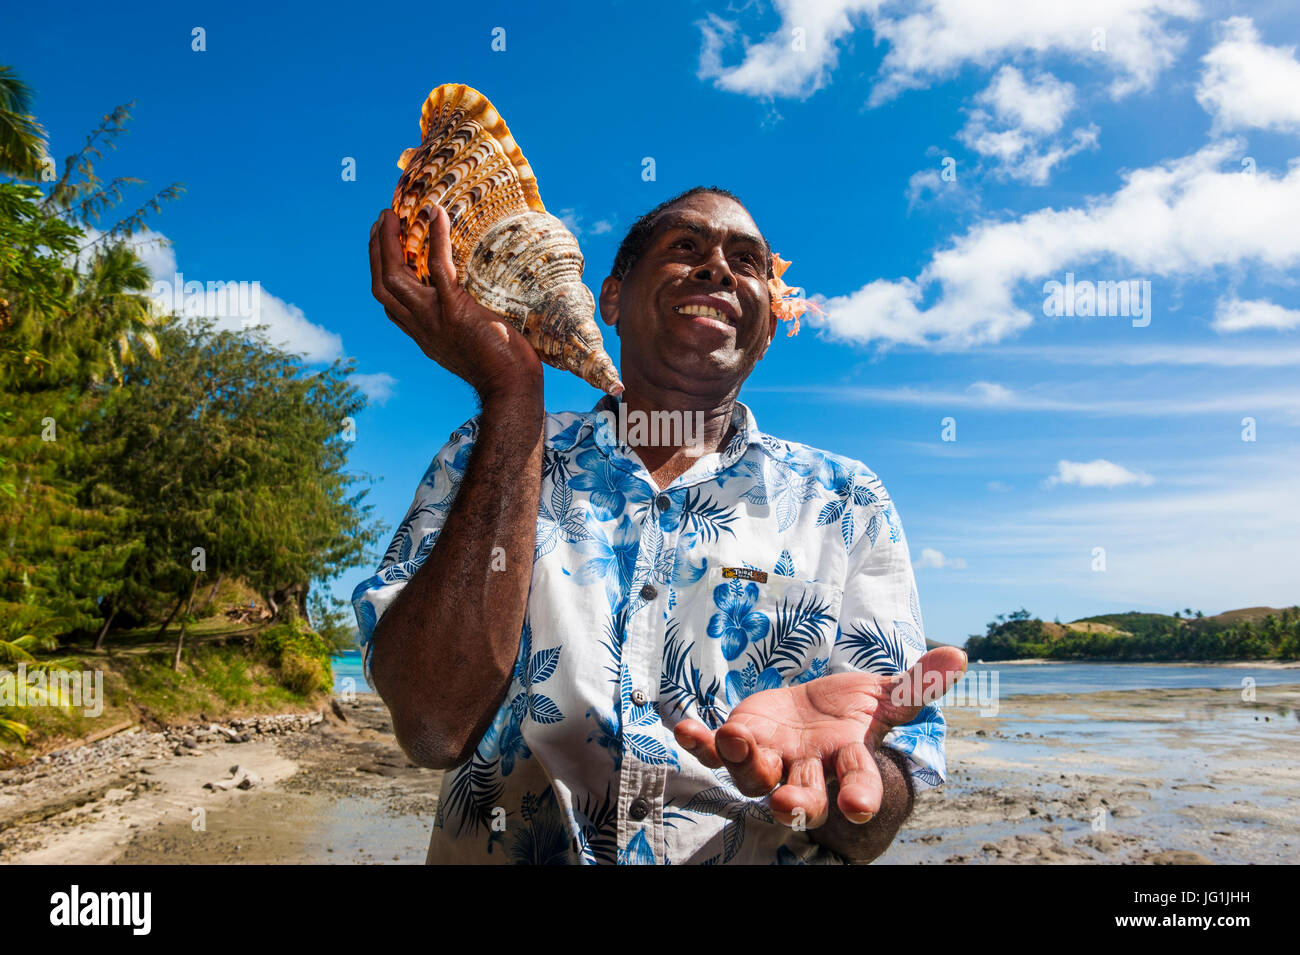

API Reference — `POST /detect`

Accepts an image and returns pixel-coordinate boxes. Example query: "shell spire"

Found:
[392,84,623,396]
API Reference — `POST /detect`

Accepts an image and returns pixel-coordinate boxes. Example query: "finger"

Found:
[769,756,828,829]
[370,219,408,317]
[833,741,883,824]
[424,204,461,304]
[673,719,722,769]
[715,721,783,797]
[873,645,969,741]
[377,209,428,307]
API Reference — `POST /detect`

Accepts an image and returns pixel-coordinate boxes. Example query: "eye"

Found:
[671,238,694,251]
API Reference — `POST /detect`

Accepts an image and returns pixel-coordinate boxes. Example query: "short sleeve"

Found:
[351,414,480,687]
[829,487,948,792]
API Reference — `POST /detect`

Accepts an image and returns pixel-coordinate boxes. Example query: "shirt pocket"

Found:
[669,565,844,725]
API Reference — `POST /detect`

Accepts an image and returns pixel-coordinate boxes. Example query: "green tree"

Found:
[0,66,47,180]
[79,317,382,661]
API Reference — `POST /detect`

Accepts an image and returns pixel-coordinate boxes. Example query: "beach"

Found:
[2,679,1297,864]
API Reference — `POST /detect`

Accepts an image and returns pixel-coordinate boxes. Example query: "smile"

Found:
[673,304,736,328]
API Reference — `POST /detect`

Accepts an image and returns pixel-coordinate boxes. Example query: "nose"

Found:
[692,244,735,287]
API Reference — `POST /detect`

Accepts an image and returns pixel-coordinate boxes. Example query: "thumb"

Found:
[871,646,968,741]
[425,204,461,303]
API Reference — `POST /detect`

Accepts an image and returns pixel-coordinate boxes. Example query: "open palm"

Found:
[673,646,967,827]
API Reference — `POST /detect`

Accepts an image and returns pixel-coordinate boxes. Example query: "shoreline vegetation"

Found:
[1,71,380,757]
[962,606,1300,663]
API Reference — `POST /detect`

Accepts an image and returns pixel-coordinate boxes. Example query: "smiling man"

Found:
[357,186,966,864]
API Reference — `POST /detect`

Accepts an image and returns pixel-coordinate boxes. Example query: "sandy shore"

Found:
[0,700,442,865]
[2,684,1296,864]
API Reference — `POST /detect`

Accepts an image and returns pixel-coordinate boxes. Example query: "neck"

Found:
[608,384,737,474]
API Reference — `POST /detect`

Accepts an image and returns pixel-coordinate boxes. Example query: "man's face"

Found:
[599,193,777,397]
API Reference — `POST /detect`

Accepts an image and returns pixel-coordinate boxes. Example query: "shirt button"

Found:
[629,798,650,821]
[656,494,671,510]
[639,583,658,601]
[631,689,648,707]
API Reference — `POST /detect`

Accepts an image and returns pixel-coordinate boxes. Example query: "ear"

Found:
[595,276,621,332]
[598,275,621,333]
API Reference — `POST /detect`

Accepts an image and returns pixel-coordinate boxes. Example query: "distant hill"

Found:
[1193,606,1289,628]
[964,605,1299,662]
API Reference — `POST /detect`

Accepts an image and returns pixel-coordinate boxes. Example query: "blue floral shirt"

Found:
[352,394,946,864]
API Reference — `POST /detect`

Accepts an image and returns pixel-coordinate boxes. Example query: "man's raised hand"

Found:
[672,646,968,828]
[369,206,542,402]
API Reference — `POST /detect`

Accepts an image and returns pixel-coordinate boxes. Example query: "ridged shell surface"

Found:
[392,84,622,396]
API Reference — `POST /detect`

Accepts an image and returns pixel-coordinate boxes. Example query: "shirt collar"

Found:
[547,394,765,473]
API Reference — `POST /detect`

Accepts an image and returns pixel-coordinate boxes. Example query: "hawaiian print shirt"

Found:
[352,394,946,865]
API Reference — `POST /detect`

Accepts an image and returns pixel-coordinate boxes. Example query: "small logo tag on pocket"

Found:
[721,567,768,583]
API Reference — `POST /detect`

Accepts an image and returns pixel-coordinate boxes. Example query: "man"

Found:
[357,186,967,864]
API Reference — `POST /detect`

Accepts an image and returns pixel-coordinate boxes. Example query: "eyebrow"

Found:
[654,214,768,253]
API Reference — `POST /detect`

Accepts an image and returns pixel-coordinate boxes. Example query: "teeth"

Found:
[674,304,735,326]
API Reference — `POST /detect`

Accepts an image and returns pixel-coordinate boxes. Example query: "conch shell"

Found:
[393,84,623,396]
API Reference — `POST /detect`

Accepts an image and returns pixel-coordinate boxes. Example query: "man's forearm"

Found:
[371,388,545,769]
[811,746,915,864]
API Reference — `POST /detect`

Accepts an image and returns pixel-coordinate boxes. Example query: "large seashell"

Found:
[392,84,623,396]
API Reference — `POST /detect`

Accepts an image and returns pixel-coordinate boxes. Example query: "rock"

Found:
[204,764,261,792]
[1078,832,1130,854]
[182,735,198,749]
[1111,805,1141,819]
[330,698,349,722]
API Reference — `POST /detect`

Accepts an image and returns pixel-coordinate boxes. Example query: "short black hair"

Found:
[609,186,772,281]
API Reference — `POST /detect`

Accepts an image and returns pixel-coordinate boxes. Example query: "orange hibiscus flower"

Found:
[767,253,823,337]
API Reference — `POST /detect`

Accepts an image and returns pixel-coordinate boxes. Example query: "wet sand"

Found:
[2,684,1296,864]
[881,682,1300,864]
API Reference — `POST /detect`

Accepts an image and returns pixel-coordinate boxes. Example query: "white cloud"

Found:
[695,0,1199,102]
[915,547,967,569]
[810,140,1300,349]
[697,2,877,99]
[1046,458,1155,488]
[974,65,1075,135]
[114,230,344,363]
[73,227,344,362]
[868,0,1199,104]
[1213,297,1300,332]
[556,208,615,239]
[958,67,1099,184]
[967,381,1014,403]
[906,168,944,208]
[1197,17,1300,134]
[351,372,398,405]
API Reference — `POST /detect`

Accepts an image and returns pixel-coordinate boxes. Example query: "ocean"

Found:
[331,650,1299,698]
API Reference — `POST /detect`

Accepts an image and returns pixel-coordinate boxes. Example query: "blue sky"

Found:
[6,1,1299,644]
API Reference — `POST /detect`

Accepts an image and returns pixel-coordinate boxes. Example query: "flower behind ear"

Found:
[768,253,823,337]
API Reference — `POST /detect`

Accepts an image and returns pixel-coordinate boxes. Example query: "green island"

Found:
[964,606,1300,662]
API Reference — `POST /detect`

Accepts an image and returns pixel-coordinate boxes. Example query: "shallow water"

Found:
[950,661,1300,697]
